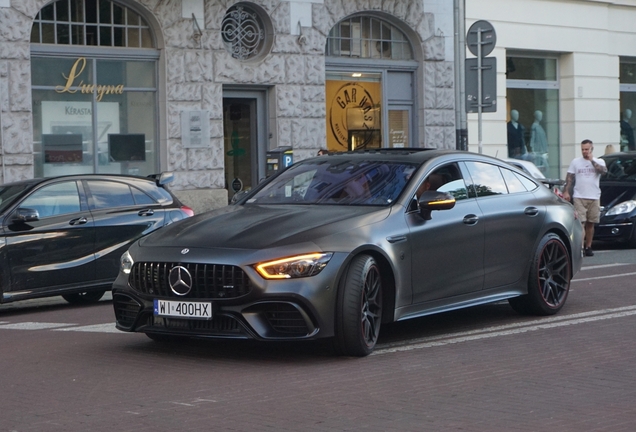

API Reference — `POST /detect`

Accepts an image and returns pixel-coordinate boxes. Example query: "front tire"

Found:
[334,255,383,357]
[62,290,106,305]
[509,233,571,315]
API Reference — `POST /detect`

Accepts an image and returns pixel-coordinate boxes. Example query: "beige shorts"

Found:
[573,198,601,223]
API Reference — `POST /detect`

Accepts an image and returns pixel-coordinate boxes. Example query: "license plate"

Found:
[153,299,212,320]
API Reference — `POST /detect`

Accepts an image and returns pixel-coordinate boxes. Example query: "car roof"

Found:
[602,150,636,159]
[312,148,480,164]
[503,158,546,179]
[0,173,160,188]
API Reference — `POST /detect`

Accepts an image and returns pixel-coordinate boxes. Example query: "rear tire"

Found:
[62,290,106,305]
[509,233,571,315]
[334,255,383,357]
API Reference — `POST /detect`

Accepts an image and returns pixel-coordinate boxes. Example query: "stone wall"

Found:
[0,0,456,212]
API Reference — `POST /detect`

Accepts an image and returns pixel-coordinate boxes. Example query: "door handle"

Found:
[463,214,479,225]
[524,207,539,216]
[138,209,155,216]
[386,235,407,243]
[69,217,88,225]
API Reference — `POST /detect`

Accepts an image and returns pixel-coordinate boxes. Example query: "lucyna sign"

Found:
[55,57,124,102]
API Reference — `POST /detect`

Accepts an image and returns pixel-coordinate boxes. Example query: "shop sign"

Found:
[55,57,124,102]
[326,81,381,150]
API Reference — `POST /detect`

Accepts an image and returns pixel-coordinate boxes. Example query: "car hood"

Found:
[600,181,636,207]
[138,204,391,250]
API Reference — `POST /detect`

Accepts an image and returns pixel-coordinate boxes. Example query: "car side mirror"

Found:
[230,190,249,204]
[12,207,40,223]
[418,191,456,220]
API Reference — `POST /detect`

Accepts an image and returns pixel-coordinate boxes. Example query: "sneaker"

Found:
[584,247,594,257]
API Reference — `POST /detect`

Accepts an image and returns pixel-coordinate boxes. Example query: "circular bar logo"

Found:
[329,83,377,149]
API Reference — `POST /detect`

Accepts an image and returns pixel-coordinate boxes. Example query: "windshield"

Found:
[247,158,419,206]
[0,183,33,214]
[603,154,636,181]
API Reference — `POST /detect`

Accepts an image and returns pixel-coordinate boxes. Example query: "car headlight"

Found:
[121,250,134,274]
[606,200,636,216]
[255,253,333,279]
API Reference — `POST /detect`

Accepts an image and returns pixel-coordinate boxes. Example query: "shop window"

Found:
[30,0,159,177]
[325,72,383,152]
[325,16,417,150]
[326,16,413,60]
[619,58,636,151]
[506,55,560,179]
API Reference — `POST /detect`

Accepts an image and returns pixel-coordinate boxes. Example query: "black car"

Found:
[112,149,583,356]
[595,151,636,247]
[0,173,193,304]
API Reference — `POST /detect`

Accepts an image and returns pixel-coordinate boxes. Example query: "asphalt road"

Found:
[1,242,635,431]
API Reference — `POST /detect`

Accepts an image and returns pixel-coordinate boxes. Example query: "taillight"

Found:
[181,205,194,217]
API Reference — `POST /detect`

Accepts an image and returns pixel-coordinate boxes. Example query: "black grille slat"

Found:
[129,262,252,299]
[264,304,309,336]
[148,315,241,334]
[113,294,142,328]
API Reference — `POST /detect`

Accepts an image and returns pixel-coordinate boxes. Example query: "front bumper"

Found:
[111,254,347,341]
[594,215,635,243]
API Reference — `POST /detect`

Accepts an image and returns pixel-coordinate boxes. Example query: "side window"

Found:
[500,167,529,193]
[87,181,135,209]
[464,162,508,197]
[411,163,468,211]
[20,181,81,218]
[416,163,468,201]
[514,172,539,191]
[131,187,157,205]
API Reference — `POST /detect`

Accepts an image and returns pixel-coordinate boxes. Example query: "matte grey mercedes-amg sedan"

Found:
[112,149,583,356]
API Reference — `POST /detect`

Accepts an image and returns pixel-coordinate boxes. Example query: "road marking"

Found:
[54,323,121,333]
[373,305,636,356]
[581,263,632,270]
[573,271,636,282]
[0,322,76,330]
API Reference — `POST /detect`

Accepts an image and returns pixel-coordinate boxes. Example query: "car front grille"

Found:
[147,315,242,335]
[129,262,252,299]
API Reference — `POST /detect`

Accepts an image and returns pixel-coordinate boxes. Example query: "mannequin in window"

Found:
[530,110,549,173]
[507,109,526,159]
[530,110,548,154]
[620,109,635,151]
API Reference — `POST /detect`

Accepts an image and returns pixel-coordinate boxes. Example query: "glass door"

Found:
[388,107,411,148]
[223,90,267,200]
[223,98,256,197]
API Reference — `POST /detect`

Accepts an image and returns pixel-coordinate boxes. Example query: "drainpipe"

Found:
[454,0,468,150]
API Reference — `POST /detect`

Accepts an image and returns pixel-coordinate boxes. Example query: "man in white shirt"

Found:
[563,139,607,256]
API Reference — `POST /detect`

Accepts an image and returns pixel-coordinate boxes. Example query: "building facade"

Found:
[0,0,457,212]
[466,0,636,180]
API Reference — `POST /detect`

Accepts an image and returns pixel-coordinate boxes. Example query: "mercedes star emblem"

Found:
[168,266,193,296]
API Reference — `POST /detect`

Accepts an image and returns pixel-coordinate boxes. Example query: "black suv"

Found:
[0,173,193,304]
[596,151,636,247]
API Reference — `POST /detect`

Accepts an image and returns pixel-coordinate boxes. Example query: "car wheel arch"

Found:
[528,227,574,279]
[337,247,397,325]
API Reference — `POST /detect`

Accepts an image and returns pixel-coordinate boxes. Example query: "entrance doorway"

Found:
[222,90,267,199]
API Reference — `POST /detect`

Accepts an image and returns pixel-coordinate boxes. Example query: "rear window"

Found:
[0,183,33,214]
[603,155,636,181]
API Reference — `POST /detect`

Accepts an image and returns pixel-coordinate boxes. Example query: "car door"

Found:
[4,180,95,293]
[464,161,546,289]
[406,162,485,304]
[85,179,166,282]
